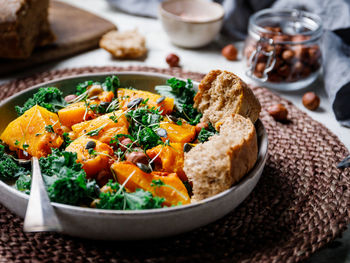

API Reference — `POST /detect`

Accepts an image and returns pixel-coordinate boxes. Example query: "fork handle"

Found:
[23,157,62,232]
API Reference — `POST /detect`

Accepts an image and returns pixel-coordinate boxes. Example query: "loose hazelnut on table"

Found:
[267,103,288,121]
[166,53,180,67]
[222,44,238,61]
[302,92,320,111]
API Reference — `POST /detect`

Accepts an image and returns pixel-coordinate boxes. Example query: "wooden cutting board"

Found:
[0,1,116,76]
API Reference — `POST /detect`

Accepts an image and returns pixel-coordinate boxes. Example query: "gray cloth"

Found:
[107,0,350,127]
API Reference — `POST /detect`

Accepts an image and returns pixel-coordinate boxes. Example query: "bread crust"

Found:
[194,70,261,126]
[184,114,258,202]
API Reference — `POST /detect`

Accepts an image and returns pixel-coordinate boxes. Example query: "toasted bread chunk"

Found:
[183,114,258,202]
[100,29,147,59]
[194,70,261,126]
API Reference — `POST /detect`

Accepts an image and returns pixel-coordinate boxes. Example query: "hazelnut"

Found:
[64,94,77,103]
[96,169,112,186]
[88,84,104,97]
[120,138,133,151]
[277,64,291,77]
[292,61,304,73]
[195,122,209,134]
[166,53,180,67]
[126,152,149,165]
[273,35,290,43]
[267,103,288,121]
[256,62,266,73]
[222,44,238,61]
[282,49,295,61]
[292,35,310,42]
[302,92,320,111]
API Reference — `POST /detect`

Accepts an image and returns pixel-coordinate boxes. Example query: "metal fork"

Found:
[23,157,62,232]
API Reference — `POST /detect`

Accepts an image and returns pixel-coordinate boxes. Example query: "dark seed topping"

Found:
[337,155,350,169]
[156,128,168,138]
[156,96,165,104]
[100,101,110,108]
[85,141,96,150]
[94,184,101,196]
[136,162,152,173]
[168,115,178,123]
[183,143,193,153]
[127,98,143,108]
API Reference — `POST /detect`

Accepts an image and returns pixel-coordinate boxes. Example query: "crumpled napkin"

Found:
[107,0,350,127]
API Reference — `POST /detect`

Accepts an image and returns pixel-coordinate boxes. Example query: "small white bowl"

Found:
[159,0,224,48]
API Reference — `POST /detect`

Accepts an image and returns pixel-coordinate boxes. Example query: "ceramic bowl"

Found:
[0,72,268,240]
[159,0,224,48]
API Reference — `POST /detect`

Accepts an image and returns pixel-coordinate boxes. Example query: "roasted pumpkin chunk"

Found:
[0,105,63,157]
[71,110,129,144]
[58,101,96,128]
[66,136,114,179]
[146,143,187,181]
[160,119,196,143]
[111,162,190,206]
[118,88,174,115]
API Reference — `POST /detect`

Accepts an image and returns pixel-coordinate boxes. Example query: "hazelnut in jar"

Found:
[243,9,323,90]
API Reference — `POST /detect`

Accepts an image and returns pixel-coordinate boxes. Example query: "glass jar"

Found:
[243,9,323,90]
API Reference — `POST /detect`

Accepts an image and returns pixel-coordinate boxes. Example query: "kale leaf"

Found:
[155,78,202,125]
[197,123,217,143]
[39,149,98,205]
[15,173,31,194]
[15,87,67,116]
[0,144,29,179]
[96,180,164,210]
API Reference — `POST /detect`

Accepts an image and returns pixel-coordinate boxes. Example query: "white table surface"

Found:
[0,0,349,261]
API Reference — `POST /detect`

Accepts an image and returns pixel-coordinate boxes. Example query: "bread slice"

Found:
[0,0,54,59]
[194,70,261,127]
[183,114,258,202]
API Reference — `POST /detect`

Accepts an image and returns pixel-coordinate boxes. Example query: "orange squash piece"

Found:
[117,88,174,115]
[98,91,114,102]
[71,110,129,144]
[146,143,187,181]
[111,162,190,206]
[0,105,63,157]
[160,119,196,143]
[58,101,96,128]
[66,136,114,179]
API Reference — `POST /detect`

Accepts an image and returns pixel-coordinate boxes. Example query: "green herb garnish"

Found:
[45,125,54,133]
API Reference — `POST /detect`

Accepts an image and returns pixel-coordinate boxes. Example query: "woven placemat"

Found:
[0,66,349,263]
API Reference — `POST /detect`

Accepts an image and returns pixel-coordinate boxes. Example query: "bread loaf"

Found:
[0,0,55,59]
[194,70,261,127]
[184,114,258,201]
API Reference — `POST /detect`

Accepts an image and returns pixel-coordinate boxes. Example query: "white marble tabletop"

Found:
[0,0,349,261]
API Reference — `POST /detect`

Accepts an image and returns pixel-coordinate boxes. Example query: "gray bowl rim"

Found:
[159,0,225,24]
[0,71,268,217]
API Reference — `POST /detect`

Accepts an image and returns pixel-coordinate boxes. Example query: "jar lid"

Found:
[248,9,323,44]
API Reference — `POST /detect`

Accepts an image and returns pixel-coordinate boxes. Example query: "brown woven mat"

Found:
[0,66,349,263]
